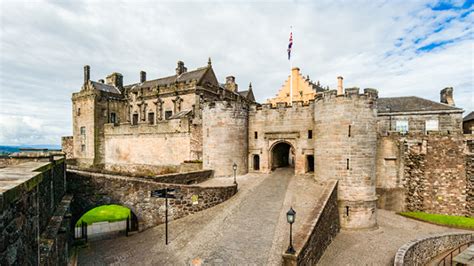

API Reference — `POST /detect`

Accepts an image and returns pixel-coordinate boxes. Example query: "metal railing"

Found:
[437,241,473,266]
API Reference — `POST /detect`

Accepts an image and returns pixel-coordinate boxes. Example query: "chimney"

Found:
[225,76,238,92]
[440,87,455,106]
[176,61,187,75]
[84,65,90,84]
[106,72,123,88]
[337,76,344,95]
[140,71,146,83]
[98,79,104,83]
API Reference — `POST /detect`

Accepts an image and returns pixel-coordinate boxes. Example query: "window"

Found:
[165,111,173,120]
[425,119,438,132]
[132,114,139,125]
[348,125,351,137]
[395,120,409,134]
[77,108,81,116]
[148,112,155,125]
[81,144,85,152]
[110,112,117,124]
[346,158,350,170]
[308,130,313,139]
[254,131,258,139]
[80,126,86,136]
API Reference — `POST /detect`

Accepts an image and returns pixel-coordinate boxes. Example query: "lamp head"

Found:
[286,207,296,224]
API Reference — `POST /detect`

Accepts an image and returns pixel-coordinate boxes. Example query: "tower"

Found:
[314,88,378,229]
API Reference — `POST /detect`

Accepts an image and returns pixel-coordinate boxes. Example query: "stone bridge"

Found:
[67,169,238,231]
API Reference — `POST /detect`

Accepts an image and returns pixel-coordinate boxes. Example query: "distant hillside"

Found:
[0,144,61,156]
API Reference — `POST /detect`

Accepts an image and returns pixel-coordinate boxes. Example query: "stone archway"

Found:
[270,141,295,170]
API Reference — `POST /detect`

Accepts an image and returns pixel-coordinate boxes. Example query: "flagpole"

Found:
[289,27,293,106]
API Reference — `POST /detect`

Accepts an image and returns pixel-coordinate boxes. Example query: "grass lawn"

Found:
[399,212,474,230]
[76,205,131,227]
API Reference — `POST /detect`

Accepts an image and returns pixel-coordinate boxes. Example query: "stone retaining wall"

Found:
[0,157,70,265]
[67,169,237,231]
[394,232,473,266]
[139,169,213,184]
[282,181,340,265]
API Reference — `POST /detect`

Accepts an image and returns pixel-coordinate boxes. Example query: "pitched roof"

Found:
[124,67,209,90]
[378,96,462,113]
[464,111,474,122]
[91,81,121,94]
[238,90,250,98]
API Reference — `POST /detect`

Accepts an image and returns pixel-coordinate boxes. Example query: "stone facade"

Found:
[0,156,71,265]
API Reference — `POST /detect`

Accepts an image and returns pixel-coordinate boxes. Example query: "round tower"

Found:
[314,87,378,229]
[202,101,249,177]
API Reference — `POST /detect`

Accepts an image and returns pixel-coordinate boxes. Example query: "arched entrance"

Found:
[271,142,295,170]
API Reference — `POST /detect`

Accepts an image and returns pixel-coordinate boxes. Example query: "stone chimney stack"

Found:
[176,61,187,75]
[106,72,123,88]
[440,87,455,106]
[337,76,344,95]
[84,65,90,84]
[225,76,238,92]
[140,71,146,83]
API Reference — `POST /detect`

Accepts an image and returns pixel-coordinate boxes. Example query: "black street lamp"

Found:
[286,207,296,254]
[232,162,237,185]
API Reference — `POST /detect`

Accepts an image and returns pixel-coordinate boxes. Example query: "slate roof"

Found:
[91,81,121,94]
[464,111,474,122]
[168,110,192,119]
[378,96,462,113]
[124,67,209,90]
[238,90,250,98]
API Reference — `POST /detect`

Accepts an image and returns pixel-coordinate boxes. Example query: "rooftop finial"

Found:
[208,57,212,67]
[249,82,252,90]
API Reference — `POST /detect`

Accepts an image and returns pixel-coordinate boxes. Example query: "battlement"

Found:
[203,100,248,111]
[315,88,378,102]
[251,100,314,112]
[104,118,191,136]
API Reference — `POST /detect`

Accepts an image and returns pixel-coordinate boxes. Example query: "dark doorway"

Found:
[253,154,260,170]
[307,155,314,172]
[132,114,139,125]
[272,142,293,169]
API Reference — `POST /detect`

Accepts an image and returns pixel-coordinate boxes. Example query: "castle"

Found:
[63,59,473,230]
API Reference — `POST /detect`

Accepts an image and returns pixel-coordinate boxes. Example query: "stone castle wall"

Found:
[314,88,378,229]
[248,101,314,174]
[202,101,248,177]
[0,157,71,265]
[61,136,74,159]
[377,112,463,135]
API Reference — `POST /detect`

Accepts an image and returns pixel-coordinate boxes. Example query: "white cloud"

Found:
[0,0,472,145]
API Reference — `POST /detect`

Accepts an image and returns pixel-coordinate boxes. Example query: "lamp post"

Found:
[286,207,296,254]
[232,162,237,185]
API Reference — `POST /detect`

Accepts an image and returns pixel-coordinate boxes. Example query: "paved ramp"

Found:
[78,168,293,265]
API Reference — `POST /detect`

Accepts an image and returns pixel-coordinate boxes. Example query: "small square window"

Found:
[148,112,155,125]
[165,111,173,120]
[80,126,86,135]
[308,130,313,139]
[81,144,85,152]
[395,120,409,133]
[110,112,117,124]
[132,114,139,125]
[426,120,438,132]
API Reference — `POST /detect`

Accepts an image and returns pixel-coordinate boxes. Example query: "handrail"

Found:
[437,241,473,266]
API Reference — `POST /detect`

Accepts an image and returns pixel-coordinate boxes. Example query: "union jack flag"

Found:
[287,32,293,60]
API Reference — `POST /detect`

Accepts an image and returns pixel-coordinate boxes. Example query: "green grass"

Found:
[399,212,474,230]
[76,205,131,227]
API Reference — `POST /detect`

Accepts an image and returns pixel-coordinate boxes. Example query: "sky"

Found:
[0,0,472,146]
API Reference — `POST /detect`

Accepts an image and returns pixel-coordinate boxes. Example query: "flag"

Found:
[287,32,293,60]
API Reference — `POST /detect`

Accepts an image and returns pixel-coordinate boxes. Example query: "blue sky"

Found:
[0,0,472,145]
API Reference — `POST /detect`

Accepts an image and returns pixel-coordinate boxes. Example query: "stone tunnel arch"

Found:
[270,141,295,170]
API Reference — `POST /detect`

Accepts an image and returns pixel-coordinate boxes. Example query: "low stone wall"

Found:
[67,169,237,231]
[393,232,474,266]
[282,181,340,265]
[0,157,70,265]
[140,169,213,184]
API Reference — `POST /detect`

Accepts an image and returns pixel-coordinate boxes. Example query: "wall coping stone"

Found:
[393,232,474,266]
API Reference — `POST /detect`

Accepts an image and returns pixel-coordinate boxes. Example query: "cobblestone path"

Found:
[77,168,292,265]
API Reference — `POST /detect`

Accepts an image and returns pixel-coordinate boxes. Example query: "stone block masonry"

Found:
[67,169,237,231]
[0,157,71,265]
